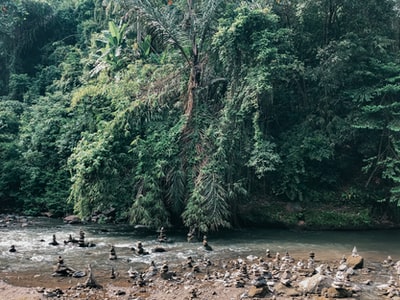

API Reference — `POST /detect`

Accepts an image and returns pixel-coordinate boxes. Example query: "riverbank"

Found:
[2,202,400,232]
[1,250,400,300]
[238,200,400,231]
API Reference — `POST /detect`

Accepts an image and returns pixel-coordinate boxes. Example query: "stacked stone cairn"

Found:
[109,245,117,260]
[376,256,400,297]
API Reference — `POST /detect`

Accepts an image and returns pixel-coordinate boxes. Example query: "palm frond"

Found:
[129,0,191,63]
[166,166,186,214]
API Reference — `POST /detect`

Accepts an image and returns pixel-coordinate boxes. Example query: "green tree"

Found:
[264,0,400,208]
[0,100,24,210]
[18,92,74,216]
[212,5,299,216]
[68,61,183,225]
[9,0,95,215]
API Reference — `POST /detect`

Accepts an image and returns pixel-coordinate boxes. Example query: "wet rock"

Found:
[18,217,28,224]
[157,226,169,243]
[64,234,79,245]
[48,234,59,246]
[133,241,149,255]
[41,212,53,218]
[152,246,166,253]
[52,256,76,277]
[110,267,116,279]
[63,215,81,224]
[251,276,267,288]
[160,262,174,280]
[203,235,213,251]
[115,289,126,295]
[109,245,117,260]
[72,271,86,278]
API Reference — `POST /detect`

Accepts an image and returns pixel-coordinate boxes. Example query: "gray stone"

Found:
[298,274,333,294]
[251,276,267,287]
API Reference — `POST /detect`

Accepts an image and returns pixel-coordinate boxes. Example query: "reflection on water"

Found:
[1,217,400,275]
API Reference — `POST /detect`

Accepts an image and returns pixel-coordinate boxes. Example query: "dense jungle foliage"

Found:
[2,0,400,232]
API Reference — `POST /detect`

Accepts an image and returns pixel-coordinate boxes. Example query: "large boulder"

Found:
[325,287,353,298]
[63,215,81,224]
[247,286,270,298]
[298,274,333,294]
[274,283,301,297]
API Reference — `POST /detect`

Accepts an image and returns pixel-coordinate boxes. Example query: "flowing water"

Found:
[1,217,400,298]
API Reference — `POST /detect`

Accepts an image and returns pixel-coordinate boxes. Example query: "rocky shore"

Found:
[2,246,400,300]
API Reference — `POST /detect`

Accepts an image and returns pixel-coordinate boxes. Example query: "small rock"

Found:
[115,290,126,295]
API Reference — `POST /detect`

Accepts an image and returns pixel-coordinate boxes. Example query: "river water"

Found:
[1,217,400,285]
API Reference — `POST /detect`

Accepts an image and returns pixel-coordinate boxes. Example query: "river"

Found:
[1,217,399,275]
